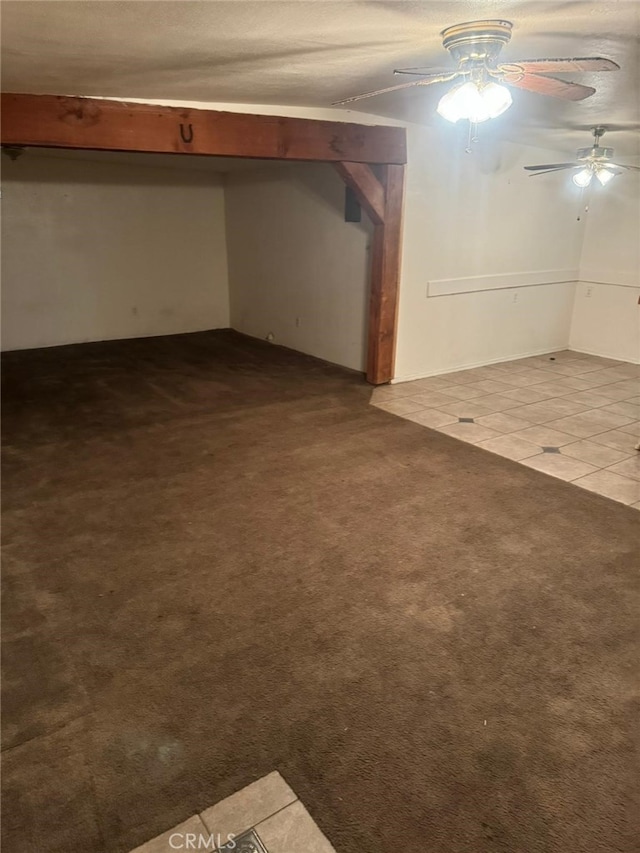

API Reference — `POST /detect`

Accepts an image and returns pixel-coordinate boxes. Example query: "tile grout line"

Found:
[209,797,300,851]
[240,798,301,852]
[197,785,299,850]
[370,351,639,506]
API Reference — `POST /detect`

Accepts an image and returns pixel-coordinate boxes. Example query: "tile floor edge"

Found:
[389,348,636,385]
[371,350,639,507]
[131,772,311,852]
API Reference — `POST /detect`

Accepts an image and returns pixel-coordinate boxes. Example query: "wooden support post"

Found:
[335,161,405,385]
[367,165,405,385]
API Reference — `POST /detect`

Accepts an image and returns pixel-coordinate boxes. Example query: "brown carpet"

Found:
[2,330,638,853]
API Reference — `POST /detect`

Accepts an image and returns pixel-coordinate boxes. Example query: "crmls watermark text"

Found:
[169,832,236,849]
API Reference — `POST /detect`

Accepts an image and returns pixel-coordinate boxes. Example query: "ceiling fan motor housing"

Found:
[440,20,513,64]
[577,146,614,161]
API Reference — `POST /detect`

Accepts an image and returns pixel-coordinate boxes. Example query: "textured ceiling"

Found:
[2,0,639,156]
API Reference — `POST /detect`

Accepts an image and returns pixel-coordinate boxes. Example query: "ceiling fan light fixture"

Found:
[572,167,593,188]
[436,81,475,122]
[480,81,513,118]
[525,129,638,187]
[436,79,512,123]
[595,166,616,186]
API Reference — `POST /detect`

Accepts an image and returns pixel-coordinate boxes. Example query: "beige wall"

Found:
[225,163,373,371]
[1,152,230,351]
[570,170,640,363]
[393,126,585,379]
[131,99,594,379]
[3,102,637,372]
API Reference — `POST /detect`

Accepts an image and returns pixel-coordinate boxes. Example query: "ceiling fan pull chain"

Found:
[576,196,590,222]
[465,121,481,153]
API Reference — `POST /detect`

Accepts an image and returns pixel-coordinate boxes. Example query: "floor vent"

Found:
[220,829,268,852]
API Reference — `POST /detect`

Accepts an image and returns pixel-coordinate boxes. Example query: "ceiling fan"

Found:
[333,20,619,124]
[524,126,640,187]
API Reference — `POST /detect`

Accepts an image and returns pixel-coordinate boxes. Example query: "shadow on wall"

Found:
[224,162,373,373]
[1,150,231,351]
[1,147,228,187]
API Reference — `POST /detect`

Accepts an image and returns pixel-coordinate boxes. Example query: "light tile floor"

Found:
[371,350,640,508]
[130,772,336,852]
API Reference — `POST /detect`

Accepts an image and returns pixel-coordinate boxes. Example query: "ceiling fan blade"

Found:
[332,74,458,105]
[394,67,456,77]
[505,73,595,100]
[610,163,640,171]
[524,163,579,171]
[500,57,620,75]
[528,167,577,176]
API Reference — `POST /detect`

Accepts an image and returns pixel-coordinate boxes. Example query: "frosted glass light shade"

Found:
[480,82,513,119]
[437,82,479,122]
[437,80,513,123]
[595,167,615,186]
[572,168,593,188]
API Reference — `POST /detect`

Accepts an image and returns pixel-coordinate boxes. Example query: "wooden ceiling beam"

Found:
[0,93,407,165]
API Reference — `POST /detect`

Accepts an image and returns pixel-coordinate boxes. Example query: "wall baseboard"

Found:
[392,344,571,384]
[568,346,640,366]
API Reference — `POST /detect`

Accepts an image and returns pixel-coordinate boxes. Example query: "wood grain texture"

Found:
[504,73,595,100]
[366,164,405,385]
[333,162,386,225]
[1,93,407,164]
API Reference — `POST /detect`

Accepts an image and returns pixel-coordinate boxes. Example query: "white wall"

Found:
[394,124,584,379]
[225,163,372,371]
[569,170,640,363]
[1,152,230,351]
[6,96,637,373]
[223,122,583,379]
[112,98,589,380]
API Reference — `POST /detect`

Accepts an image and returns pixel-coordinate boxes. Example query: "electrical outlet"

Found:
[512,291,519,303]
[585,286,593,298]
[295,316,301,328]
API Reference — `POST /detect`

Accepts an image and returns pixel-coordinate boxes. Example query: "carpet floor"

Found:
[2,330,638,853]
